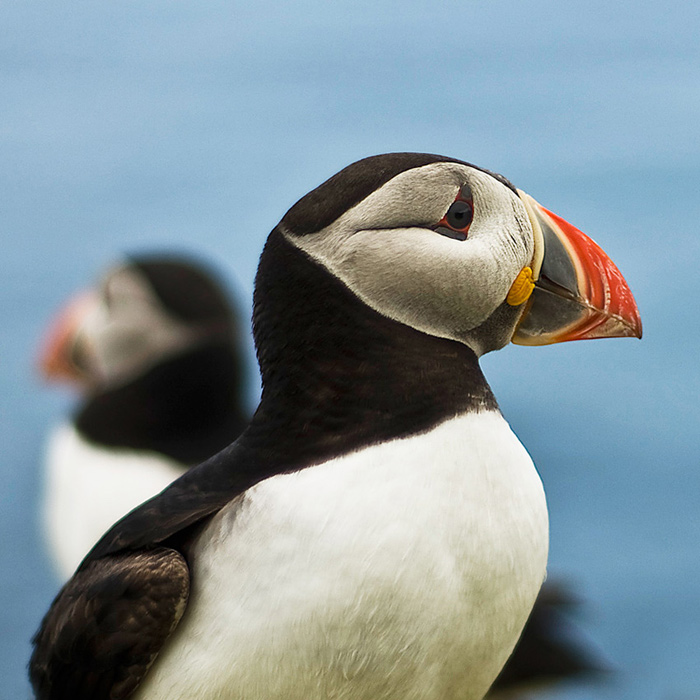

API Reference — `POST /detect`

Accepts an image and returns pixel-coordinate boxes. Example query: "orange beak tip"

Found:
[37,292,95,383]
[513,194,642,346]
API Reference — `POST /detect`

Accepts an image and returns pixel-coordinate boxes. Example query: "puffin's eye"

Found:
[445,201,473,231]
[433,190,474,241]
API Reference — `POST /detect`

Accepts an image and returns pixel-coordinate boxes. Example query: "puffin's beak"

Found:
[38,291,97,382]
[511,192,642,346]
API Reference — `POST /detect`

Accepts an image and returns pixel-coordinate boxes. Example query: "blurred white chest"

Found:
[43,423,185,578]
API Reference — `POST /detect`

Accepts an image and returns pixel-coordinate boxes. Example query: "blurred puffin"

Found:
[31,153,640,700]
[38,255,247,579]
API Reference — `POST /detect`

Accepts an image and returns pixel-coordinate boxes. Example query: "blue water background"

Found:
[2,2,699,698]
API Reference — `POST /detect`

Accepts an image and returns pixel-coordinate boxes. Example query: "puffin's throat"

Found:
[246,229,498,466]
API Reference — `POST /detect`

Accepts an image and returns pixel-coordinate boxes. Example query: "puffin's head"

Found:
[38,255,238,391]
[280,153,641,356]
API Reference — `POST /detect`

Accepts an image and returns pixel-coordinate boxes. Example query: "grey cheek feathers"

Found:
[340,232,514,330]
[284,164,534,348]
[80,268,203,389]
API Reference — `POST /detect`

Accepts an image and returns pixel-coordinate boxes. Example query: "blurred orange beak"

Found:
[512,192,642,346]
[38,291,96,382]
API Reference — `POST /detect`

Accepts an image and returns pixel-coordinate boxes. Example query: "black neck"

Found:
[242,229,498,467]
[75,343,247,465]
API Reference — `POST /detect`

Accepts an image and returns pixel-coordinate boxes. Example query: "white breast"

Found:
[134,410,548,700]
[42,423,186,579]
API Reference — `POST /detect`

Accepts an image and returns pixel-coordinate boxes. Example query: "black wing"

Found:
[30,548,189,700]
[488,580,609,698]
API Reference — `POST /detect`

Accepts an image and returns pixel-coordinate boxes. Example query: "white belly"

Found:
[135,410,548,700]
[43,423,186,579]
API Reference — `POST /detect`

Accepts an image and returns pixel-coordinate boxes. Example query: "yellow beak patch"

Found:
[506,267,535,306]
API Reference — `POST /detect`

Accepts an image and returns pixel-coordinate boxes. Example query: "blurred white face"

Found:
[74,265,199,389]
[285,162,534,354]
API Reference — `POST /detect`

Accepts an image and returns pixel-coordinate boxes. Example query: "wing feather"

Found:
[30,547,189,700]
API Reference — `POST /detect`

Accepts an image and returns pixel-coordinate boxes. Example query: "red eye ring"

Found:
[433,189,474,241]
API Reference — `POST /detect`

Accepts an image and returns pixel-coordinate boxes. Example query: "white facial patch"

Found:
[285,163,534,350]
[75,265,203,389]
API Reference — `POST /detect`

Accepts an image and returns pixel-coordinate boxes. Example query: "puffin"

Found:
[37,253,602,698]
[31,153,641,700]
[38,255,248,579]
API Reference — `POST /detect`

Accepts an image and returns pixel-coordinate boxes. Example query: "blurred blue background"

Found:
[2,1,698,698]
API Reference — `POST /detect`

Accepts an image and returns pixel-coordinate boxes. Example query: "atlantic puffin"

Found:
[31,153,641,700]
[37,254,602,699]
[38,255,247,579]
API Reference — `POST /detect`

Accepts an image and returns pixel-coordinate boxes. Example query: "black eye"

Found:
[432,187,474,241]
[445,200,473,231]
